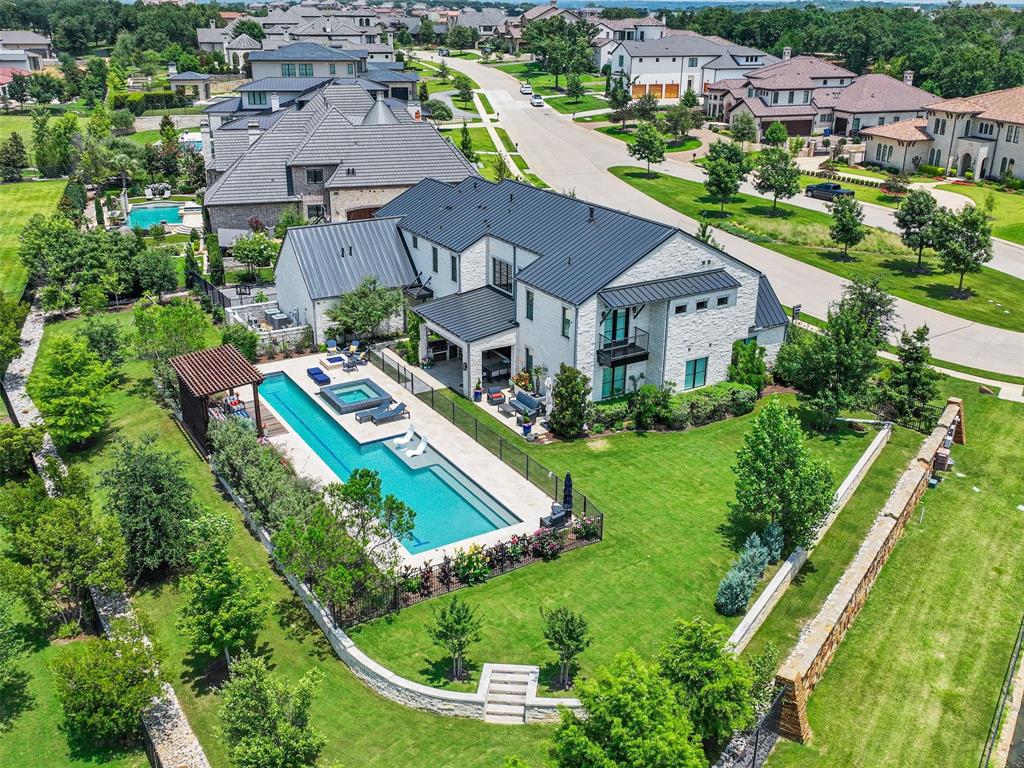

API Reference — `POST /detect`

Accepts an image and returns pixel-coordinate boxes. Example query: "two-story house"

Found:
[591,16,665,70]
[862,85,1024,180]
[449,9,508,41]
[274,178,789,401]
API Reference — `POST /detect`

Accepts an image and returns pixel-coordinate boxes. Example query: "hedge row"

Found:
[715,525,784,616]
[111,90,190,116]
[590,381,757,433]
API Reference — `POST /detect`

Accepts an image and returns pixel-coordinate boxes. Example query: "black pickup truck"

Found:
[805,182,855,201]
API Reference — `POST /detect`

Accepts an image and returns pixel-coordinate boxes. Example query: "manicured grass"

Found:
[444,50,480,60]
[478,92,495,115]
[0,113,34,152]
[937,183,1024,246]
[30,313,554,768]
[768,382,1024,767]
[351,399,875,694]
[511,153,529,171]
[139,107,204,116]
[0,179,65,298]
[829,163,934,184]
[800,175,905,209]
[544,93,609,114]
[598,125,701,154]
[494,62,603,96]
[495,127,517,153]
[610,167,1024,332]
[440,126,497,154]
[524,172,548,189]
[573,113,611,123]
[123,129,164,147]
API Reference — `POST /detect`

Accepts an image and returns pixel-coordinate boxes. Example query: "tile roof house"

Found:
[274,177,789,398]
[201,81,476,238]
[450,8,508,37]
[862,85,1024,181]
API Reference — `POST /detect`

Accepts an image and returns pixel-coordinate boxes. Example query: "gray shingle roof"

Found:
[280,217,415,300]
[197,27,228,44]
[249,42,361,61]
[598,269,740,309]
[169,71,210,81]
[414,286,516,342]
[454,8,507,28]
[754,274,788,329]
[227,33,261,50]
[376,178,677,305]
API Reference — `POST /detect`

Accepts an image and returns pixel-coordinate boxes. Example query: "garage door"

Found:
[347,206,379,221]
[782,120,813,137]
[664,83,679,99]
[646,83,664,98]
[631,83,645,99]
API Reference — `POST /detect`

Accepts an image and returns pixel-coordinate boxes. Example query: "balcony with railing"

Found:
[597,328,650,366]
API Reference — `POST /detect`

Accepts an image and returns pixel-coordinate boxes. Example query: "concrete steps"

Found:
[483,666,531,724]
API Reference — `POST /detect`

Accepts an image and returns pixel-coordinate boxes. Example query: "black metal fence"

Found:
[713,690,785,768]
[979,610,1024,768]
[369,348,605,519]
[872,402,942,434]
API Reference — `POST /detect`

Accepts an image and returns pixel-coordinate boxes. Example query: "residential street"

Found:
[427,53,1024,378]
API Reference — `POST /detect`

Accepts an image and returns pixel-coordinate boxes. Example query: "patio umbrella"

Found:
[544,376,554,415]
[562,472,574,512]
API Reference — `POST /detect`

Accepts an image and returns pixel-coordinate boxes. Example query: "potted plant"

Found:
[473,379,482,402]
[511,370,531,394]
[522,414,533,437]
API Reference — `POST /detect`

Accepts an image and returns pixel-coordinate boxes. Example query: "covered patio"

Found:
[170,344,265,453]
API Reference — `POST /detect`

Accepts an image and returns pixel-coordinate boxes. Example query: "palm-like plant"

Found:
[112,153,140,191]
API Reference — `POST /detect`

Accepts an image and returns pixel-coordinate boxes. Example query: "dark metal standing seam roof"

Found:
[282,217,416,301]
[239,77,334,92]
[598,269,740,309]
[249,42,361,61]
[375,178,677,306]
[413,286,517,343]
[754,274,789,329]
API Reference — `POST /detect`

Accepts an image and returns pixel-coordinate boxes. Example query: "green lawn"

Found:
[610,167,1024,332]
[937,183,1024,246]
[0,114,34,152]
[829,163,934,184]
[800,175,905,209]
[28,313,553,768]
[0,179,66,298]
[768,382,1024,767]
[123,129,163,147]
[494,62,603,96]
[478,92,495,115]
[544,94,609,115]
[495,127,517,153]
[351,400,876,694]
[440,126,497,154]
[598,126,702,155]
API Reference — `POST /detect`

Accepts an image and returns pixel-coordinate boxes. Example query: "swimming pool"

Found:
[261,372,521,553]
[128,203,182,229]
[320,378,391,415]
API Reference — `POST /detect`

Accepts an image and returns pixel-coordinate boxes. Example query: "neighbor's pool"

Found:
[260,372,521,553]
[127,203,182,229]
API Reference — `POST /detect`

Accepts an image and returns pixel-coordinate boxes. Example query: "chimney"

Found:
[903,70,914,86]
[209,19,216,29]
[270,92,280,111]
[168,61,177,76]
[406,101,422,121]
[247,121,260,146]
[284,29,290,42]
[782,47,792,61]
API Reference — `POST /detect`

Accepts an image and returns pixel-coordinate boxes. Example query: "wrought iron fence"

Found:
[713,689,785,768]
[979,610,1024,768]
[369,348,605,520]
[871,402,942,434]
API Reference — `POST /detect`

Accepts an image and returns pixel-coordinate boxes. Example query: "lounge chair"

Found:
[371,402,408,424]
[355,402,390,423]
[486,386,506,406]
[541,502,567,528]
[326,339,338,353]
[306,367,330,386]
[342,357,358,372]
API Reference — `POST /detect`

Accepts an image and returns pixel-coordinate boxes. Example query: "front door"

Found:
[603,309,629,344]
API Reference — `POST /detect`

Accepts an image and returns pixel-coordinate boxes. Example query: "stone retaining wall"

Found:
[3,306,210,768]
[775,398,964,742]
[218,471,581,723]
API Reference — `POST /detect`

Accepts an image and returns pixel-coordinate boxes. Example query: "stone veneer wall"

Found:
[3,307,211,768]
[775,398,965,742]
[217,471,581,723]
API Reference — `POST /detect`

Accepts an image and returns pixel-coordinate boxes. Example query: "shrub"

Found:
[531,527,564,561]
[715,565,756,616]
[453,544,489,585]
[627,383,673,430]
[762,522,784,563]
[549,364,593,438]
[737,532,770,579]
[221,323,259,362]
[917,164,944,177]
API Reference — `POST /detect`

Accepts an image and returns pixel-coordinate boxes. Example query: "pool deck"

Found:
[255,355,553,567]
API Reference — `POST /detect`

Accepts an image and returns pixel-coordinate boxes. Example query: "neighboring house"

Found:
[862,85,1024,180]
[591,16,665,69]
[356,177,788,399]
[501,1,580,54]
[226,32,261,69]
[0,30,54,66]
[610,33,774,101]
[250,42,365,80]
[168,70,212,102]
[202,82,476,238]
[0,65,30,98]
[0,46,33,72]
[450,8,507,39]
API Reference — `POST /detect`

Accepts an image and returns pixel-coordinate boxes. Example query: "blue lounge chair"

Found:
[355,402,391,423]
[326,339,339,353]
[371,402,408,424]
[306,367,330,386]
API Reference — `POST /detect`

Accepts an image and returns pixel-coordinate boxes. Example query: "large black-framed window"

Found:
[491,258,512,294]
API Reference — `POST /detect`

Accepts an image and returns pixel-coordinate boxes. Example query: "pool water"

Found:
[321,378,391,414]
[128,203,182,229]
[261,373,521,553]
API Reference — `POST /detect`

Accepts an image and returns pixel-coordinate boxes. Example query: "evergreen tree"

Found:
[881,325,940,419]
[681,86,699,107]
[459,121,476,162]
[0,131,28,182]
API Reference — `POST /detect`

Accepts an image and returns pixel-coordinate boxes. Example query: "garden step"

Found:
[486,692,527,705]
[484,713,527,725]
[490,670,531,682]
[484,702,527,717]
[489,682,528,694]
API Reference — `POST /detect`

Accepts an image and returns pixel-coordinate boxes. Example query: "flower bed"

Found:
[590,381,757,434]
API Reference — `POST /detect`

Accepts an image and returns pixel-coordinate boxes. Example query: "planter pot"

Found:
[522,423,532,436]
[473,390,482,402]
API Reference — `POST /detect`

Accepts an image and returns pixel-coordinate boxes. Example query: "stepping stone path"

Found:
[483,665,534,724]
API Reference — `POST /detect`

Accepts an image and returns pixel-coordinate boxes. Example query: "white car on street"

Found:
[519,82,532,94]
[530,94,544,107]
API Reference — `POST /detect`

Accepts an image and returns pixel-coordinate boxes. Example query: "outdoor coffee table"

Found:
[497,403,514,418]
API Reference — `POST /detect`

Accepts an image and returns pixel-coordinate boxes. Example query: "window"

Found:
[246,91,267,106]
[525,290,534,320]
[802,90,809,104]
[298,63,313,77]
[747,86,754,97]
[431,246,438,273]
[306,168,324,184]
[771,92,779,104]
[306,204,325,219]
[687,57,698,68]
[684,357,707,390]
[979,122,995,137]
[618,55,624,67]
[490,258,512,293]
[450,254,457,282]
[601,365,626,399]
[525,346,533,372]
[347,63,354,75]
[852,117,861,131]
[329,64,336,74]
[878,117,885,126]
[412,235,418,248]
[695,299,708,310]
[933,117,947,136]
[674,303,687,315]
[717,295,729,307]
[655,58,660,63]
[1007,125,1020,143]
[281,63,296,77]
[561,307,571,338]
[787,91,794,104]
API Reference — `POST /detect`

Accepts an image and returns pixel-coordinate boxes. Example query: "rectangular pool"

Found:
[128,203,182,229]
[260,372,521,553]
[321,378,391,415]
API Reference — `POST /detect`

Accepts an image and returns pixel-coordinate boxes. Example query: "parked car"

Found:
[438,48,450,57]
[805,182,855,201]
[519,82,532,94]
[530,94,544,107]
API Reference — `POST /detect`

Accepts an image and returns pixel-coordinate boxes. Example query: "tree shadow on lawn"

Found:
[419,655,480,687]
[273,593,331,661]
[63,722,146,765]
[738,203,798,220]
[0,669,34,734]
[180,640,274,696]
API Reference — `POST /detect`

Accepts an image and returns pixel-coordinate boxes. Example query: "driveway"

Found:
[425,53,1024,378]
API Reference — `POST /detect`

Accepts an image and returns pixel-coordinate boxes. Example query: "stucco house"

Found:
[861,84,1024,180]
[591,16,666,70]
[0,30,53,69]
[449,8,508,40]
[274,178,788,399]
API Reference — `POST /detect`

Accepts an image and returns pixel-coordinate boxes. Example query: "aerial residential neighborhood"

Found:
[0,2,1022,768]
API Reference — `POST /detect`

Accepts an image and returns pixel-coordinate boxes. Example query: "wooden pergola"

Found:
[170,344,264,452]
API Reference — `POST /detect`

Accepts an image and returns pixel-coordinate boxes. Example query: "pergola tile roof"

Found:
[170,345,263,398]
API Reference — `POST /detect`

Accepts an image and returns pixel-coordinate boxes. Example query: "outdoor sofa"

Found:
[509,390,541,419]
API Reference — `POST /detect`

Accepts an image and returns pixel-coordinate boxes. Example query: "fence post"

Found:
[431,388,434,409]
[499,436,503,461]
[526,456,530,483]
[474,419,478,443]
[451,401,455,423]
